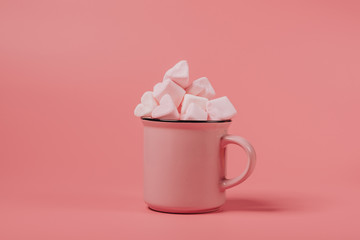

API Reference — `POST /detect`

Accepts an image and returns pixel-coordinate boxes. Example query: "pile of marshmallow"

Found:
[134,60,237,121]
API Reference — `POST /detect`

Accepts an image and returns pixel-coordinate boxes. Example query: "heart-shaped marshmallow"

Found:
[152,94,180,120]
[206,96,237,120]
[134,103,152,117]
[181,103,208,120]
[153,79,185,108]
[186,77,215,99]
[180,94,208,114]
[163,60,190,88]
[141,91,158,109]
[133,91,159,117]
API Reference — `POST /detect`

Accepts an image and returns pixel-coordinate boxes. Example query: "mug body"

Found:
[142,118,231,213]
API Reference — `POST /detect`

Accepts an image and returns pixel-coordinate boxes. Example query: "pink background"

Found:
[1,0,360,239]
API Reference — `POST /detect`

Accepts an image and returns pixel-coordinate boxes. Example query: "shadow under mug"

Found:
[142,118,256,213]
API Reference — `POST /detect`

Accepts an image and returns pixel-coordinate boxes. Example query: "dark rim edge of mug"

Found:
[141,117,232,123]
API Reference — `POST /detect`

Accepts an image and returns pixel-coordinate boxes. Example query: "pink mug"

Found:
[142,118,256,213]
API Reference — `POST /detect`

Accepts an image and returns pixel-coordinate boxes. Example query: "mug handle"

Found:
[220,135,256,190]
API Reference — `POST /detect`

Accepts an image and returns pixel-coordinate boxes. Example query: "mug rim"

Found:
[141,117,231,123]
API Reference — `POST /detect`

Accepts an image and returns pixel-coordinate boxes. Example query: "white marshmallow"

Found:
[134,103,152,117]
[153,79,185,108]
[153,82,162,93]
[163,60,190,88]
[181,103,208,120]
[186,77,215,99]
[141,91,158,109]
[152,94,180,120]
[133,91,158,117]
[180,94,208,114]
[206,96,237,120]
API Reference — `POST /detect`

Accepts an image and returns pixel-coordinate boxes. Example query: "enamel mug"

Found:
[142,118,256,213]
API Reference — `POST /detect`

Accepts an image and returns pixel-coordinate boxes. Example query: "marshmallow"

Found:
[153,79,185,108]
[141,91,158,109]
[134,60,239,121]
[134,91,159,117]
[186,77,216,99]
[152,94,180,120]
[180,94,208,114]
[153,82,162,93]
[163,60,190,88]
[206,96,237,120]
[181,103,208,121]
[134,103,152,117]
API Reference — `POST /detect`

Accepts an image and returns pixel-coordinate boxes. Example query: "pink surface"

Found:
[0,0,360,239]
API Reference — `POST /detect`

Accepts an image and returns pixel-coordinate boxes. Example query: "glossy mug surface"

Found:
[142,118,256,213]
